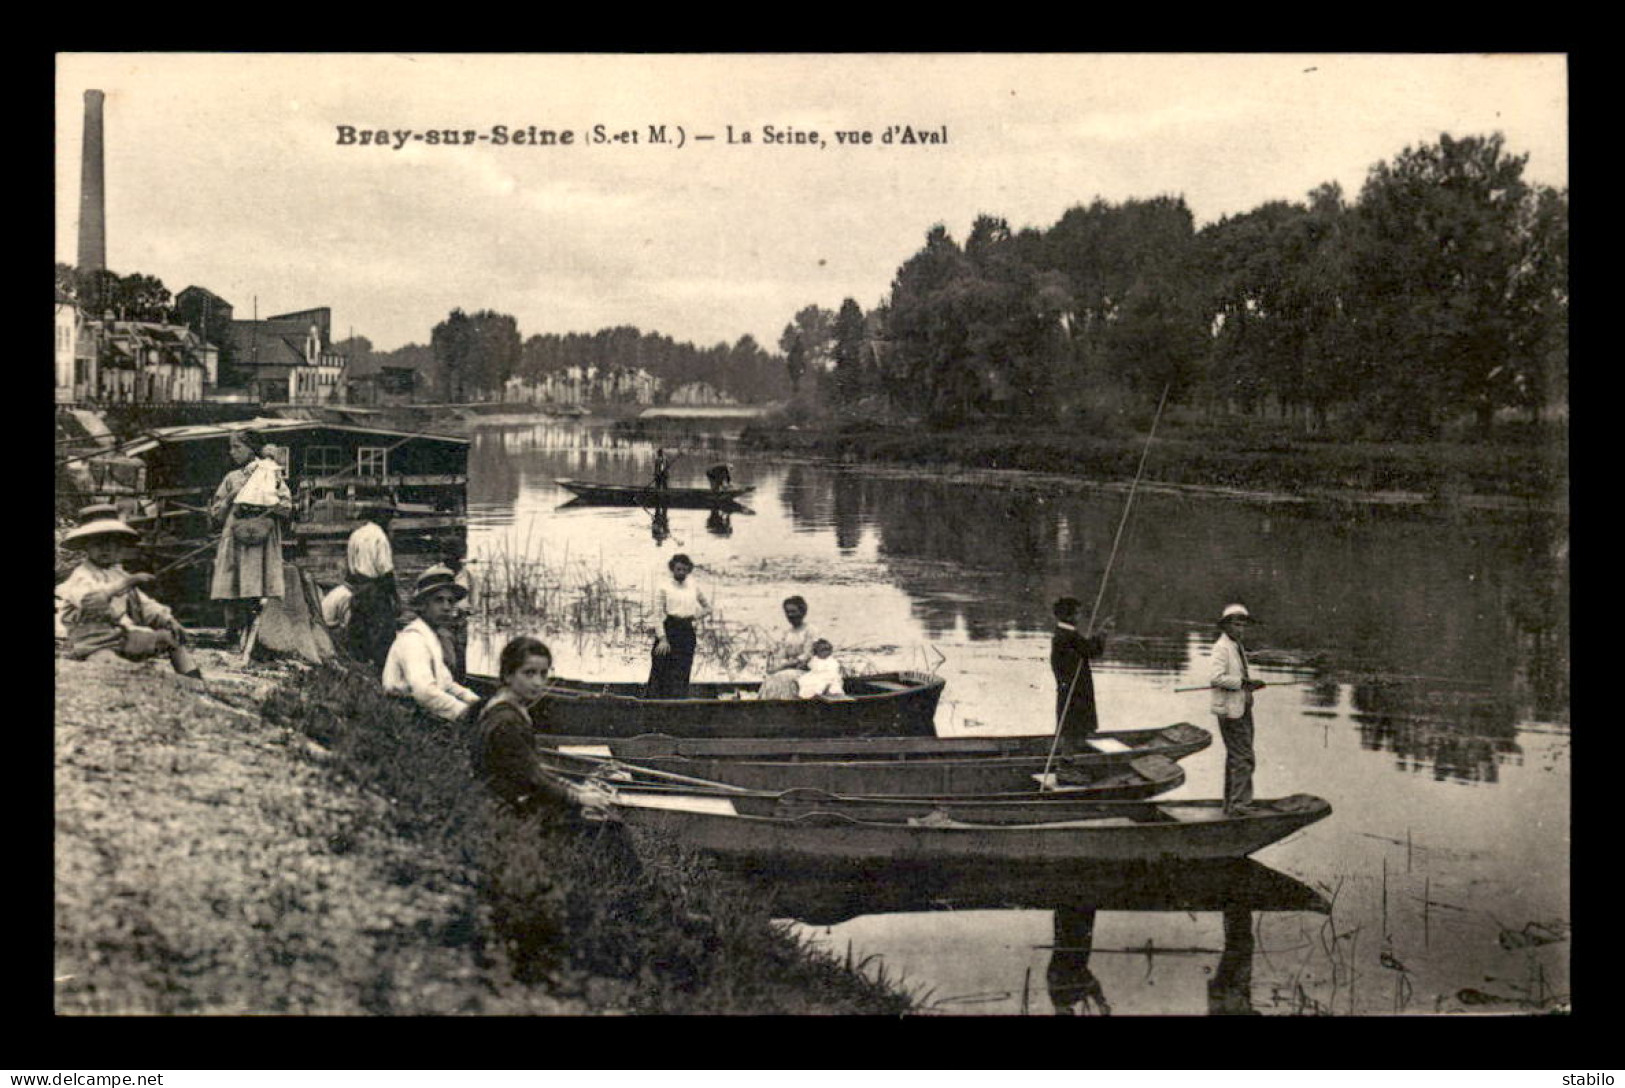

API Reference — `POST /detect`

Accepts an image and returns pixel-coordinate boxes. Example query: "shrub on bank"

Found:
[261,664,915,1014]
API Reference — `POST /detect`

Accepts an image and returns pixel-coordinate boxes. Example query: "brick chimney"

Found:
[77,89,106,272]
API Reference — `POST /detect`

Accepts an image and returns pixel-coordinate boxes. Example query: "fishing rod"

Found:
[1042,381,1171,786]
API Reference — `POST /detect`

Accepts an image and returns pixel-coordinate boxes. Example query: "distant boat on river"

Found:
[554,478,754,507]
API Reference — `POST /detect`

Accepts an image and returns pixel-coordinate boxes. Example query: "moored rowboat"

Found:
[467,671,946,738]
[540,745,1187,804]
[543,723,1210,794]
[555,478,755,507]
[565,783,1331,865]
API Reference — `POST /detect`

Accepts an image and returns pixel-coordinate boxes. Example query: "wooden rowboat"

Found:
[555,478,755,507]
[465,671,946,739]
[564,783,1331,865]
[544,723,1210,795]
[539,745,1187,803]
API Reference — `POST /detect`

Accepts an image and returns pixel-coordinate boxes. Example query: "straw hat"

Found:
[411,565,468,605]
[63,516,141,549]
[76,502,123,523]
[1219,603,1257,624]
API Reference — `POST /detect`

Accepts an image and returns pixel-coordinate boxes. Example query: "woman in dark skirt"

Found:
[646,552,710,699]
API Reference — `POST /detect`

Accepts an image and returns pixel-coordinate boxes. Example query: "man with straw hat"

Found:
[1210,602,1267,815]
[57,508,203,681]
[382,567,478,722]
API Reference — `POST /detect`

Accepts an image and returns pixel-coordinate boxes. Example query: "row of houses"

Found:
[54,285,349,408]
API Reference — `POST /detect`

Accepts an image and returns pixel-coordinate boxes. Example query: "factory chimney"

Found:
[77,89,106,273]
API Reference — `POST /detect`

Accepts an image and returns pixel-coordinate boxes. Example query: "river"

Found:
[461,418,1570,1016]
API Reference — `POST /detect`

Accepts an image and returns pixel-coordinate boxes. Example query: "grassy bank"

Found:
[54,654,915,1015]
[740,417,1567,505]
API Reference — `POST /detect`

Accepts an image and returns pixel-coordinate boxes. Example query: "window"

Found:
[357,447,388,478]
[304,446,345,477]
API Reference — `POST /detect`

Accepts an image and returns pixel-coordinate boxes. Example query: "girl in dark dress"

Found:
[474,636,560,811]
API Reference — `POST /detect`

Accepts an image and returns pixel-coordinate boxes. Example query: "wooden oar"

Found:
[539,746,752,793]
[1042,382,1170,786]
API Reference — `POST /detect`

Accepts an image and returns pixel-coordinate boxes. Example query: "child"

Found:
[797,638,846,699]
[474,636,561,811]
[57,513,203,681]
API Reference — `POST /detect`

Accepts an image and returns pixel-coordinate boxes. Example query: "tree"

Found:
[1349,133,1547,437]
[784,335,807,397]
[831,298,866,406]
[431,309,475,402]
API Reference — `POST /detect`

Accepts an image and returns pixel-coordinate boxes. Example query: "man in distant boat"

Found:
[1050,596,1112,750]
[345,502,399,673]
[652,448,671,491]
[1210,603,1267,815]
[705,462,733,492]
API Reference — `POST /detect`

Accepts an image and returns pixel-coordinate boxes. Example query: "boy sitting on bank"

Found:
[56,512,203,681]
[797,638,848,699]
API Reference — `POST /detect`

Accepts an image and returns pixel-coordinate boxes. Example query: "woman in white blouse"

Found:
[647,552,710,698]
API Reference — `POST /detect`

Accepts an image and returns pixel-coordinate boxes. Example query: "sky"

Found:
[55,53,1568,355]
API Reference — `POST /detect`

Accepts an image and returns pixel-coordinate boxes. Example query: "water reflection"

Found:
[758,859,1325,1017]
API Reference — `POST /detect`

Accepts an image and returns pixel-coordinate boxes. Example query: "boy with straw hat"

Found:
[381,567,478,722]
[57,510,203,681]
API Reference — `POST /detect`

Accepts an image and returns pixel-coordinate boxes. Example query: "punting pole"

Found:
[1041,381,1171,787]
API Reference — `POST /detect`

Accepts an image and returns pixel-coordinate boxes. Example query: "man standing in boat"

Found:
[652,448,671,492]
[1050,596,1111,751]
[1210,603,1266,815]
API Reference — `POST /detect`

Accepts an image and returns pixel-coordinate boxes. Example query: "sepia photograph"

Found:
[52,52,1568,1018]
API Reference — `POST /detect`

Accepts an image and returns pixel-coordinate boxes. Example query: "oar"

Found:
[539,746,753,793]
[1172,678,1322,694]
[1042,381,1171,787]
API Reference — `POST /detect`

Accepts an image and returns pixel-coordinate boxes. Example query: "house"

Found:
[667,380,736,407]
[176,288,347,404]
[503,365,661,406]
[92,320,211,404]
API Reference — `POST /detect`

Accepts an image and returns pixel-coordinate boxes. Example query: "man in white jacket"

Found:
[1210,603,1267,815]
[383,568,479,722]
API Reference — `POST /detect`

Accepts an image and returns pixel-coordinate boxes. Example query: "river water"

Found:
[462,419,1570,1016]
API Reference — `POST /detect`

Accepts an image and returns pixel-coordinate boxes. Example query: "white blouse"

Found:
[656,576,710,621]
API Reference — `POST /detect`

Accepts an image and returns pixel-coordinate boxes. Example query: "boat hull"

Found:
[555,478,754,508]
[592,793,1331,865]
[468,672,947,738]
[546,723,1211,793]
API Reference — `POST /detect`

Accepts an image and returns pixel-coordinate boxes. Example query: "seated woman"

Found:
[759,594,818,700]
[797,639,847,699]
[473,636,566,813]
[381,568,479,722]
[57,513,203,681]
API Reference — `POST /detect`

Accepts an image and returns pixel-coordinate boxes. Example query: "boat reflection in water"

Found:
[756,858,1327,1016]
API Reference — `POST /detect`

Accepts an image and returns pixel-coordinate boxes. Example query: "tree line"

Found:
[781,132,1567,438]
[346,319,792,404]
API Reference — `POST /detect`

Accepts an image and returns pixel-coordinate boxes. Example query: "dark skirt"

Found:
[646,615,697,698]
[346,572,399,673]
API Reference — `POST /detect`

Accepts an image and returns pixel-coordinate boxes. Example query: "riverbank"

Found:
[53,653,915,1015]
[738,420,1568,514]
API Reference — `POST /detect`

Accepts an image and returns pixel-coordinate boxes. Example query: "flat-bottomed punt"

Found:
[541,746,1187,803]
[466,671,946,738]
[545,723,1210,793]
[555,478,755,508]
[564,783,1331,865]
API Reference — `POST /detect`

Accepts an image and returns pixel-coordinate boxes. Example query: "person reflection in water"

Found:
[1047,906,1110,1015]
[1207,906,1259,1015]
[705,507,733,537]
[650,505,671,546]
